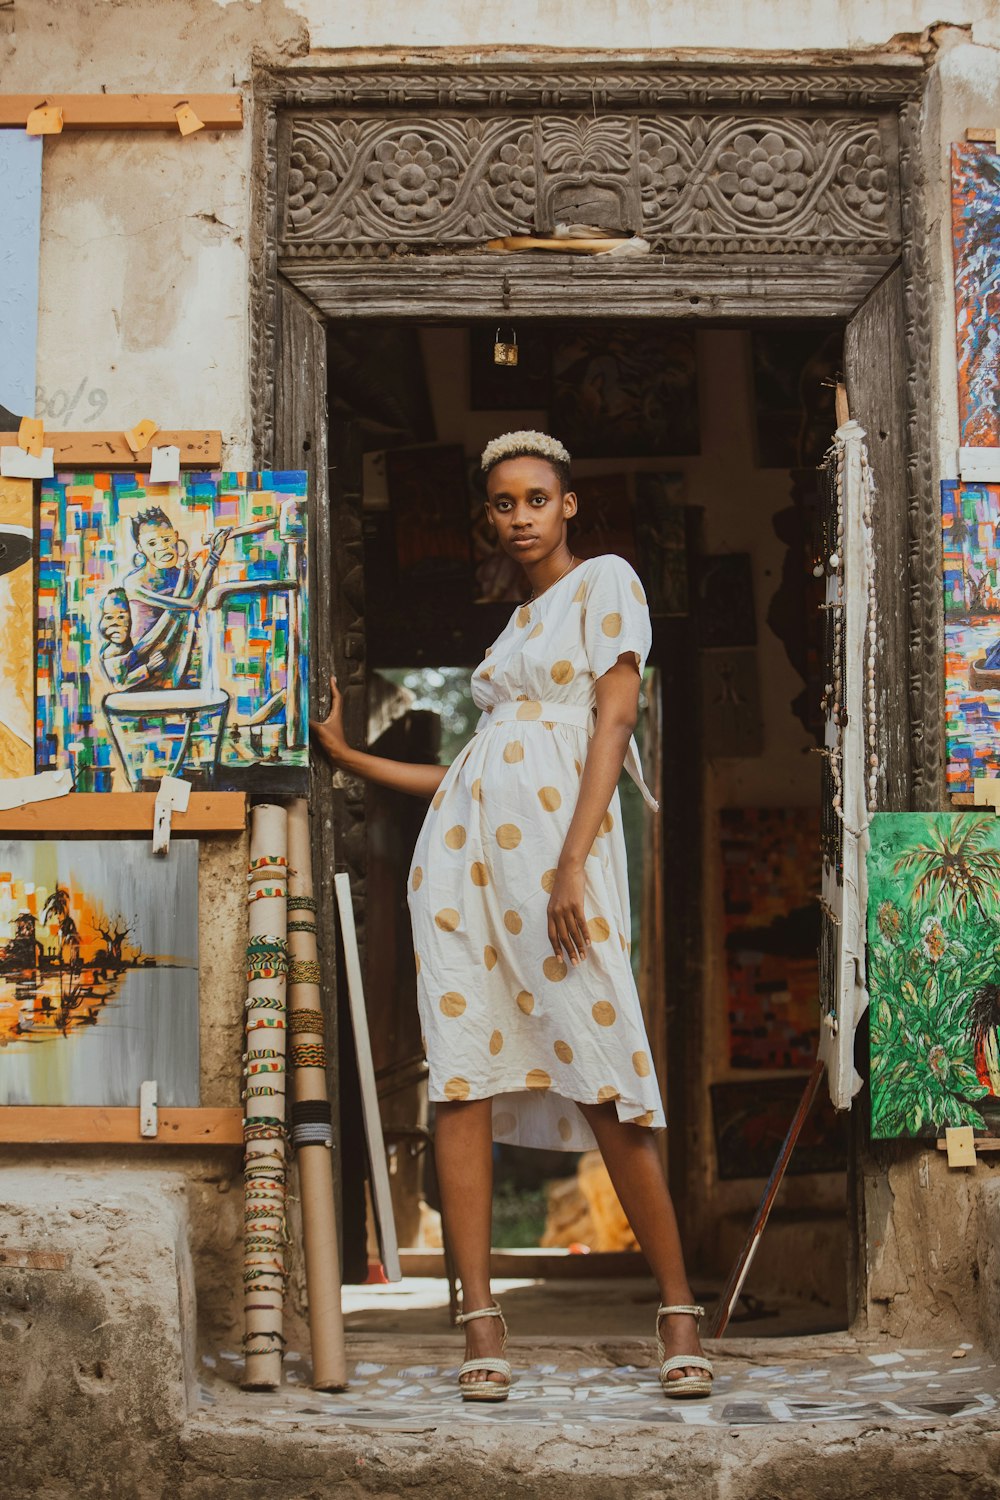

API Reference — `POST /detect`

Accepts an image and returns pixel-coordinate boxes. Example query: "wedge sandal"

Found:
[456,1301,511,1402]
[656,1303,714,1399]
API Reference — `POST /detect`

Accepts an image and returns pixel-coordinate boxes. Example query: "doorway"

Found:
[324,314,850,1336]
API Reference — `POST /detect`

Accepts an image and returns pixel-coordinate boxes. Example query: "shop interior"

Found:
[329,317,851,1337]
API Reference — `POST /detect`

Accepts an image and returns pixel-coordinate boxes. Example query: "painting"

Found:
[386,445,472,585]
[711,1078,849,1180]
[36,470,308,793]
[701,649,763,759]
[550,326,700,458]
[469,324,552,411]
[951,144,1000,449]
[0,477,34,777]
[0,130,42,415]
[0,839,199,1106]
[570,474,638,566]
[942,479,1000,793]
[867,812,1000,1140]
[750,327,842,469]
[327,324,436,450]
[721,807,821,1070]
[633,472,688,617]
[695,553,757,648]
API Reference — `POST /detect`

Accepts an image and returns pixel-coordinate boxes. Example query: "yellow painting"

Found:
[0,476,34,778]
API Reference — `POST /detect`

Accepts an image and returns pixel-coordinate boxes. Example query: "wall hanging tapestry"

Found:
[951,144,1000,449]
[0,837,198,1106]
[943,479,1000,793]
[36,469,309,793]
[867,812,1000,1140]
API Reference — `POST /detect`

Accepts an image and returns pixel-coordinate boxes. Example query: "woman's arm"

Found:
[546,657,640,966]
[310,675,449,800]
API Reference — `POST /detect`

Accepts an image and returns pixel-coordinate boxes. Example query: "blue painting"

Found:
[36,470,309,793]
[943,480,1000,793]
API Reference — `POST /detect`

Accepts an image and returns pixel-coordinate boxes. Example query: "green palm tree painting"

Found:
[868,813,1000,1139]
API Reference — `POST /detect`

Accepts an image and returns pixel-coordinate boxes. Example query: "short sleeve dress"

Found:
[407,553,665,1152]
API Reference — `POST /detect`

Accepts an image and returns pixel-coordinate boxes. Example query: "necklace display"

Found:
[527,554,578,603]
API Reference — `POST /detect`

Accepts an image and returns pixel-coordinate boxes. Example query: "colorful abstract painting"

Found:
[721,807,821,1070]
[0,477,34,776]
[951,145,1000,449]
[942,479,1000,793]
[867,813,1000,1140]
[36,470,308,793]
[0,839,199,1106]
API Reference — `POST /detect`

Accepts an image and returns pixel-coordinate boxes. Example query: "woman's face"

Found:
[485,456,577,563]
[137,522,179,569]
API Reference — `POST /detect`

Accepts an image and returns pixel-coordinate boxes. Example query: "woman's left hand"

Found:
[547,859,591,966]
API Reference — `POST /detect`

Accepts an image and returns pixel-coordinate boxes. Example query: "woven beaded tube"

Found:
[286,895,317,913]
[288,959,321,986]
[288,1008,324,1035]
[291,1042,327,1069]
[286,919,317,933]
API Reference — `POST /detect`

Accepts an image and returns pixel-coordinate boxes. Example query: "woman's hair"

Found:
[480,430,572,492]
[131,505,174,544]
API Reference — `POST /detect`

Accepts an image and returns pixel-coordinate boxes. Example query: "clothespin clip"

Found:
[152,775,191,857]
[944,1126,977,1168]
[124,418,160,456]
[972,777,1000,814]
[174,101,205,137]
[17,415,44,457]
[26,101,64,136]
[140,1080,159,1138]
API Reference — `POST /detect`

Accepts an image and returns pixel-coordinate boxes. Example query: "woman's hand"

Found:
[310,674,350,766]
[547,857,591,967]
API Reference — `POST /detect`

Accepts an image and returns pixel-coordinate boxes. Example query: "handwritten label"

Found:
[35,379,109,426]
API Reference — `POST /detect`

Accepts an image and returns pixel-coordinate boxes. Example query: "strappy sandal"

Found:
[656,1303,714,1399]
[456,1301,511,1402]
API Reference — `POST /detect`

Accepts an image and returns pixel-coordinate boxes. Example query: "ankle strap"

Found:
[657,1303,705,1319]
[456,1303,503,1325]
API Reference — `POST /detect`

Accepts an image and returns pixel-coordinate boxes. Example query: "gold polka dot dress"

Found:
[407,554,665,1151]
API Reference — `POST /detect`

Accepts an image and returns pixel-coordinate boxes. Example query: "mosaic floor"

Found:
[199,1279,999,1433]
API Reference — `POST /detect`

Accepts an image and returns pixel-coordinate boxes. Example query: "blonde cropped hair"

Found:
[480,430,572,484]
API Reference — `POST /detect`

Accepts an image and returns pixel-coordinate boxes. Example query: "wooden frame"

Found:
[0,790,245,834]
[0,1107,242,1145]
[0,95,243,131]
[0,430,222,467]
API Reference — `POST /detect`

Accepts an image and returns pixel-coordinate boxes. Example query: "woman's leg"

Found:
[578,1101,706,1381]
[434,1097,505,1384]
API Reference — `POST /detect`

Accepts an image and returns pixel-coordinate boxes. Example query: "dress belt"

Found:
[474,700,659,813]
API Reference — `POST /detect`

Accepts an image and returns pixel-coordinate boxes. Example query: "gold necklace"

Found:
[528,555,578,603]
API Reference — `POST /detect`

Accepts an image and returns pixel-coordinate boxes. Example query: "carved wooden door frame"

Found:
[252,58,940,1262]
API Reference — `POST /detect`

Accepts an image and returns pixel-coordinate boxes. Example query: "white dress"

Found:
[407,553,665,1151]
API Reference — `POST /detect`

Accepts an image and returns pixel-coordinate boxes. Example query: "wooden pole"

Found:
[287,799,348,1391]
[241,804,289,1390]
[707,1059,826,1339]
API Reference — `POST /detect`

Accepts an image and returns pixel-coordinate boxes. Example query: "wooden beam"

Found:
[0,1107,243,1145]
[966,128,999,147]
[0,94,243,132]
[0,430,222,467]
[934,1137,1000,1153]
[0,790,246,834]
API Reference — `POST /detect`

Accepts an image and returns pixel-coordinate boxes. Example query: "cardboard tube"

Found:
[242,802,288,1391]
[287,798,347,1391]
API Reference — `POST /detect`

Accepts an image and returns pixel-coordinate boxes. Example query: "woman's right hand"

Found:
[310,674,350,765]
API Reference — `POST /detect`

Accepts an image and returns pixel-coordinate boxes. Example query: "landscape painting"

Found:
[867,813,1000,1140]
[942,479,1000,793]
[36,470,309,793]
[0,839,199,1106]
[951,144,1000,449]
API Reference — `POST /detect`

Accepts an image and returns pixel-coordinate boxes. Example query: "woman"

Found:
[312,431,712,1403]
